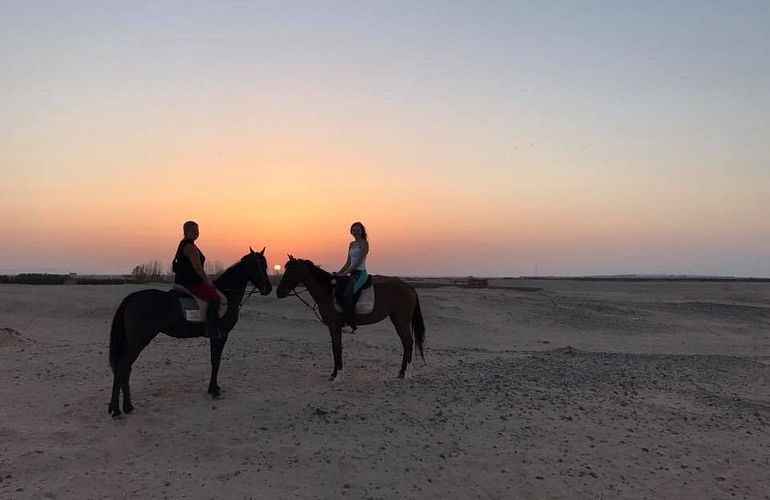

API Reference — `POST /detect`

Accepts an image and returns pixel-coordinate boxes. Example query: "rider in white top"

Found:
[348,243,367,271]
[334,222,369,332]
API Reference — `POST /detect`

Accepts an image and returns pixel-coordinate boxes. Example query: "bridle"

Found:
[281,261,328,324]
[218,255,270,308]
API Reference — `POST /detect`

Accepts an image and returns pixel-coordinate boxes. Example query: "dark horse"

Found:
[108,247,272,418]
[275,256,425,381]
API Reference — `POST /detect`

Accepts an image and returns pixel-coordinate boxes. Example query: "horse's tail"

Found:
[109,297,129,371]
[412,293,426,363]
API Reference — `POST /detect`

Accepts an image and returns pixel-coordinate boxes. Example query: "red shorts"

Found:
[188,282,220,303]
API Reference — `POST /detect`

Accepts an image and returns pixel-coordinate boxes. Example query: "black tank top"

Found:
[173,238,206,286]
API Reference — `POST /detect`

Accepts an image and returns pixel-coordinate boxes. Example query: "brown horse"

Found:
[275,256,425,381]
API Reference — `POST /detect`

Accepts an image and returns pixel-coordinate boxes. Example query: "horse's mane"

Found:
[297,259,332,288]
[214,254,254,288]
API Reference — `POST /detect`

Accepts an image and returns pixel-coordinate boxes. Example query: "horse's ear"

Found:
[288,254,295,261]
[249,246,255,254]
[260,247,265,255]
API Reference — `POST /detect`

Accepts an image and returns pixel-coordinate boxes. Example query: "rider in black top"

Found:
[172,221,221,337]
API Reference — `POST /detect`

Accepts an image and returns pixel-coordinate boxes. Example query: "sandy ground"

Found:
[1,280,769,499]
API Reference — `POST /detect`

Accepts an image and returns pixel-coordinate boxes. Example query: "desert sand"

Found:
[1,280,769,499]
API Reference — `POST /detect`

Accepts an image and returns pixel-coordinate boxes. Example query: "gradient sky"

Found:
[2,1,769,276]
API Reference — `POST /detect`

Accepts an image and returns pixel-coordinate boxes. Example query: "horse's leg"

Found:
[328,325,343,382]
[122,365,134,414]
[208,335,227,398]
[115,326,154,416]
[109,354,133,418]
[390,314,414,379]
[108,373,122,417]
[116,345,143,415]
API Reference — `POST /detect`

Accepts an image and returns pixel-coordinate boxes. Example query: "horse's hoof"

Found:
[108,404,122,419]
[123,403,134,414]
[329,371,343,383]
[209,387,221,398]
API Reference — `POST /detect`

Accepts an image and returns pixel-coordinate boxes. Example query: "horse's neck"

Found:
[301,267,333,308]
[213,265,247,332]
[215,263,247,302]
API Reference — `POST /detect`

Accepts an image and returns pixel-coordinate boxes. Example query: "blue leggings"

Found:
[343,270,368,326]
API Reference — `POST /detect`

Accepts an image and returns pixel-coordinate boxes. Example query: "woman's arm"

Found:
[336,244,354,275]
[183,244,210,283]
[337,257,351,275]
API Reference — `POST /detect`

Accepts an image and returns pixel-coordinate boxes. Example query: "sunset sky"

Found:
[2,1,769,276]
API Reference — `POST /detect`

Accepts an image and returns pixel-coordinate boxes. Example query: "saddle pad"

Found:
[333,285,375,314]
[172,284,228,320]
[179,297,204,322]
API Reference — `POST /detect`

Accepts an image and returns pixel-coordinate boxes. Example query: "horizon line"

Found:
[1,270,769,282]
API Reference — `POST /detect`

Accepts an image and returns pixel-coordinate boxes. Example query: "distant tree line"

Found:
[0,274,133,285]
[0,274,71,285]
[130,259,225,283]
[0,259,229,285]
[130,260,167,282]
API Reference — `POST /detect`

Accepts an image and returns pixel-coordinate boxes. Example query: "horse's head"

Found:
[276,254,302,298]
[242,246,272,296]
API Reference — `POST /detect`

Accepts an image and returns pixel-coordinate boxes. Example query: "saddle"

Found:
[171,284,228,323]
[332,275,375,314]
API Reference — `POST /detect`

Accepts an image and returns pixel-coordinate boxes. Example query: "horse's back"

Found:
[120,288,175,326]
[371,275,418,300]
[122,288,172,308]
[118,288,204,339]
[372,275,412,288]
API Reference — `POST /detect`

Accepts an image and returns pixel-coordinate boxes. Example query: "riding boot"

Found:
[342,295,357,333]
[206,302,221,339]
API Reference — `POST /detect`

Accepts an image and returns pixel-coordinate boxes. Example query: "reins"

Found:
[240,285,260,306]
[288,286,324,323]
[217,285,260,308]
